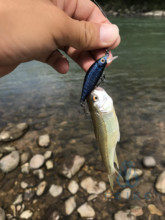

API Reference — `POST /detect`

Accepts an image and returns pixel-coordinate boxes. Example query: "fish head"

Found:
[89,87,113,113]
[97,54,108,68]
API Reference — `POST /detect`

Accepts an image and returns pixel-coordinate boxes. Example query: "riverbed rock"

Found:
[60,155,85,178]
[155,170,165,193]
[24,188,35,201]
[77,203,95,218]
[0,151,20,173]
[49,184,63,197]
[148,204,162,216]
[38,134,50,147]
[45,160,53,170]
[142,156,156,168]
[36,181,47,196]
[13,194,23,205]
[20,210,33,219]
[68,180,79,194]
[21,152,31,164]
[29,154,45,169]
[119,188,131,200]
[80,177,106,194]
[0,207,5,220]
[21,181,28,189]
[125,168,143,181]
[0,122,28,142]
[33,169,44,179]
[44,151,52,160]
[130,206,143,217]
[114,210,136,220]
[21,163,30,174]
[65,196,76,215]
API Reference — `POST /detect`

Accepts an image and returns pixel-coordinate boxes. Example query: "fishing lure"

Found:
[80,51,117,105]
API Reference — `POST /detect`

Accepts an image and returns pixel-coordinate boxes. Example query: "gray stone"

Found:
[0,207,5,220]
[77,203,95,218]
[13,194,23,205]
[142,156,156,168]
[80,177,106,194]
[38,134,50,147]
[119,188,131,200]
[21,152,30,164]
[68,180,79,194]
[24,188,35,201]
[44,151,52,160]
[29,154,45,169]
[60,155,85,178]
[0,151,20,173]
[65,196,76,215]
[49,184,63,197]
[36,181,47,196]
[20,210,33,219]
[125,168,143,181]
[114,210,136,220]
[33,169,44,179]
[155,171,165,194]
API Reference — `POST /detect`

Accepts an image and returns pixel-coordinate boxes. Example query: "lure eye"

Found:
[100,58,105,63]
[93,96,98,102]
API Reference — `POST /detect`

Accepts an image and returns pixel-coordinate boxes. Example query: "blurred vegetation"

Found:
[96,0,165,11]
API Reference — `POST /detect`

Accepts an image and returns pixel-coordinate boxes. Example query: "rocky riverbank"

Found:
[0,122,165,219]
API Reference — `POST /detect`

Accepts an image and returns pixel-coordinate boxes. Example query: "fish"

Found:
[87,87,122,190]
[80,53,118,105]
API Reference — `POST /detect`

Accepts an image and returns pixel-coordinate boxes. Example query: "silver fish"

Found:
[87,87,122,190]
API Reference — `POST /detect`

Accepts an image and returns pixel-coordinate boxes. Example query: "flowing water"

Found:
[0,17,165,218]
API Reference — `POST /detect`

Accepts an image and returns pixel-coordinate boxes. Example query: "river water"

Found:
[0,17,165,219]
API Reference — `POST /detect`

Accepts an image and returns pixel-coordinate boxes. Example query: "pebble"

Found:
[130,206,143,217]
[119,188,131,200]
[38,134,50,147]
[29,154,45,169]
[33,169,44,180]
[49,184,63,197]
[87,194,97,201]
[125,168,143,181]
[65,196,76,215]
[0,146,16,153]
[0,151,20,173]
[77,203,95,218]
[61,155,85,178]
[21,152,30,164]
[80,177,106,194]
[114,210,136,220]
[45,160,53,170]
[21,163,30,174]
[24,188,35,201]
[142,156,156,168]
[49,211,60,220]
[148,204,162,216]
[36,181,47,196]
[20,210,33,219]
[21,181,28,189]
[68,180,79,194]
[155,170,165,193]
[44,151,52,160]
[13,194,23,205]
[0,207,5,220]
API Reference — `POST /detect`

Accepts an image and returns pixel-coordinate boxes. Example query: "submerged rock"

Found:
[65,196,76,215]
[44,151,52,160]
[77,203,95,218]
[148,204,162,216]
[114,210,136,220]
[29,154,45,169]
[68,180,79,194]
[125,168,143,181]
[45,160,53,170]
[0,207,5,220]
[80,177,106,194]
[0,122,28,142]
[20,210,33,219]
[38,134,50,148]
[130,206,143,217]
[36,181,47,196]
[33,169,44,179]
[142,156,156,168]
[60,155,85,178]
[119,188,131,200]
[0,151,20,173]
[49,184,63,197]
[21,163,30,174]
[155,170,165,193]
[21,152,31,164]
[13,194,23,205]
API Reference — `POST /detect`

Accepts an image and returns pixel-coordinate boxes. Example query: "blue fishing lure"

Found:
[80,52,117,105]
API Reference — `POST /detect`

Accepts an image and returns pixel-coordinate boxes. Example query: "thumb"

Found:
[56,17,120,50]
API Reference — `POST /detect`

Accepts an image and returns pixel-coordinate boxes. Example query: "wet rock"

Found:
[0,151,20,173]
[13,194,23,205]
[20,181,28,189]
[142,156,156,168]
[114,210,135,220]
[45,160,53,170]
[155,171,165,194]
[125,168,143,181]
[60,155,85,178]
[49,184,63,197]
[148,204,162,216]
[68,180,79,194]
[21,152,30,164]
[33,169,44,179]
[65,196,76,215]
[36,181,47,196]
[20,210,33,219]
[38,134,50,148]
[77,203,95,218]
[49,211,60,220]
[21,163,30,174]
[0,207,5,220]
[24,188,35,201]
[0,122,28,142]
[119,188,131,200]
[80,177,106,194]
[44,151,52,160]
[130,206,143,217]
[29,154,45,169]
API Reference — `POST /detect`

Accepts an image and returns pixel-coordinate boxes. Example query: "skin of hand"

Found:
[0,0,120,77]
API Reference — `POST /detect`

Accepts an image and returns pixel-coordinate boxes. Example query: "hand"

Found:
[0,0,120,77]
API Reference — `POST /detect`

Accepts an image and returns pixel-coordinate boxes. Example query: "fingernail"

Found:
[100,24,119,45]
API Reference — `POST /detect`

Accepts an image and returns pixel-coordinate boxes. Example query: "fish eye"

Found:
[93,95,98,102]
[100,58,105,63]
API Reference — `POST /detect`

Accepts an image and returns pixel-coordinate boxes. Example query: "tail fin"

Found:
[108,169,123,191]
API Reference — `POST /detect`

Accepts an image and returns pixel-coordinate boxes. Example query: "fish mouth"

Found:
[107,56,118,64]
